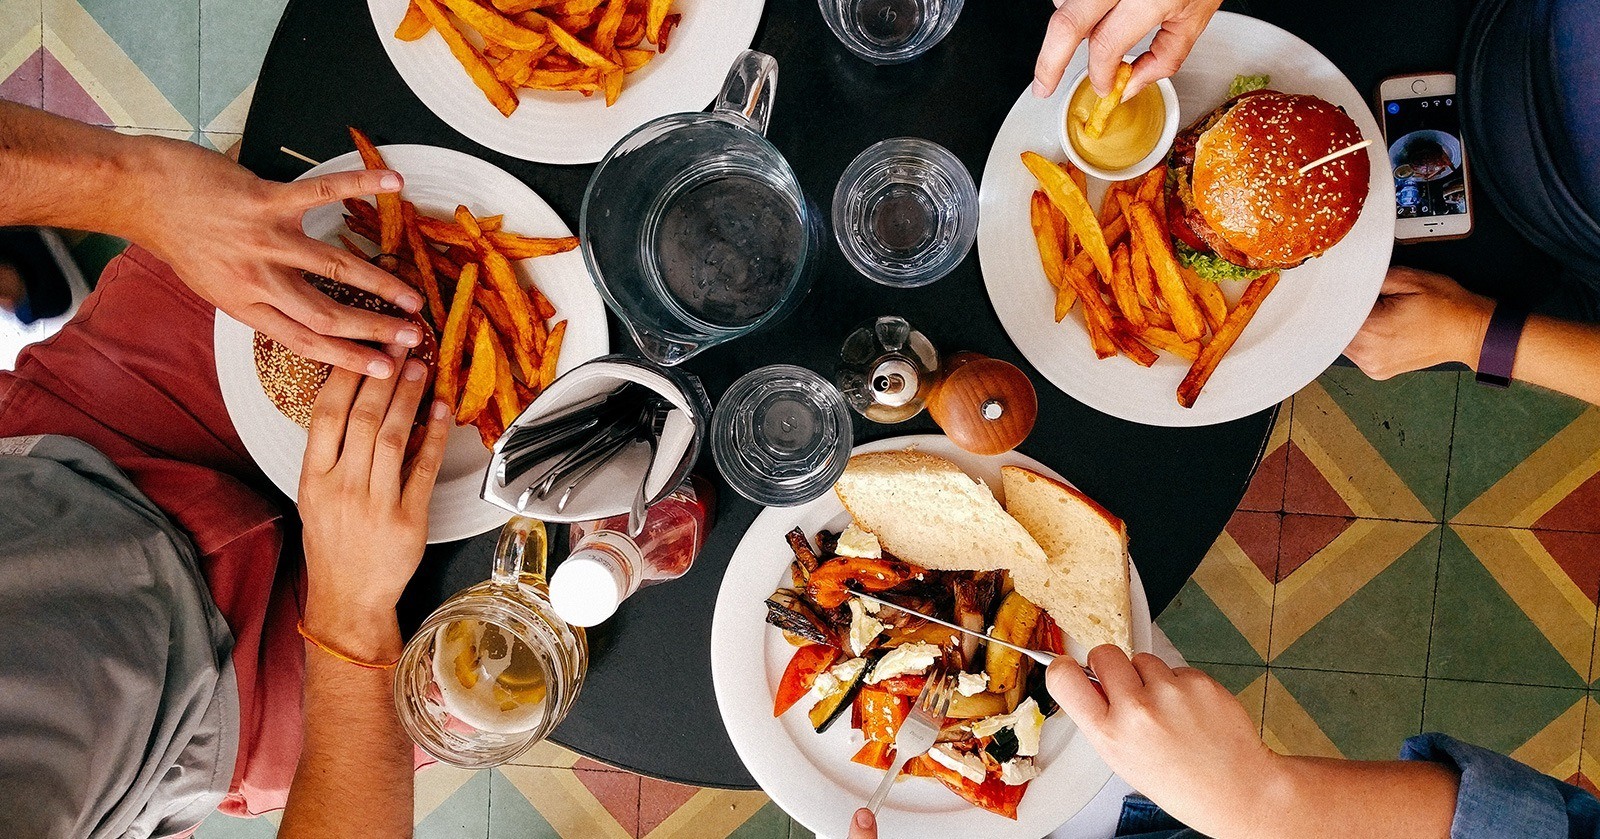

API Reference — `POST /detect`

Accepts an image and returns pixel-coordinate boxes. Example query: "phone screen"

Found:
[1382,94,1468,218]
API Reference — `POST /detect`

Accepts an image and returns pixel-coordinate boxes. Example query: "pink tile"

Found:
[0,48,42,108]
[41,48,110,125]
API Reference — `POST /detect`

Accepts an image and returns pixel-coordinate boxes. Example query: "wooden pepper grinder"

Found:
[926,352,1038,455]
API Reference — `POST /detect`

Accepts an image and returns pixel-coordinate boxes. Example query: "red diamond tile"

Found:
[1226,510,1281,581]
[639,776,702,836]
[1284,441,1356,518]
[573,767,641,836]
[41,48,110,126]
[0,48,42,108]
[1532,530,1600,605]
[1277,514,1354,582]
[1535,472,1600,534]
[1238,440,1287,512]
[1570,773,1599,796]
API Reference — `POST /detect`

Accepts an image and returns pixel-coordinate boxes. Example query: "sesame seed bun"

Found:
[1188,91,1370,270]
[253,272,438,428]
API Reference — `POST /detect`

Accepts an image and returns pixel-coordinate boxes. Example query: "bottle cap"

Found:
[549,551,629,627]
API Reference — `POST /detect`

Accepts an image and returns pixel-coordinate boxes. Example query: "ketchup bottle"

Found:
[548,475,714,627]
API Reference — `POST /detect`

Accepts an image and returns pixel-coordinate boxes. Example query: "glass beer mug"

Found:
[395,517,587,768]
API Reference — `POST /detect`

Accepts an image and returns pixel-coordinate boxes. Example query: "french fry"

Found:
[594,0,628,53]
[474,403,506,449]
[1109,318,1158,367]
[528,284,557,320]
[1108,243,1145,328]
[491,330,521,428]
[457,319,497,422]
[1053,284,1078,322]
[618,13,645,48]
[478,294,538,382]
[645,0,672,42]
[1021,151,1112,283]
[550,0,606,13]
[337,233,369,258]
[1059,260,1117,358]
[440,0,548,50]
[1178,272,1280,408]
[435,262,479,408]
[1029,191,1067,291]
[618,48,654,72]
[493,48,542,84]
[395,1,431,40]
[1128,230,1161,311]
[1121,194,1204,342]
[1082,62,1132,139]
[415,0,520,116]
[1183,266,1229,336]
[401,202,447,328]
[1134,325,1201,361]
[455,206,535,348]
[415,215,579,259]
[1066,161,1088,197]
[538,320,566,389]
[522,12,621,71]
[1136,165,1165,203]
[347,127,402,254]
[493,0,563,12]
[601,68,625,106]
[656,13,681,51]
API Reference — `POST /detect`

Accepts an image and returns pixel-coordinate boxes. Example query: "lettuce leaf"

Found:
[1175,241,1271,283]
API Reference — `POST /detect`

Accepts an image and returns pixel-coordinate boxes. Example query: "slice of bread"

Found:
[1001,466,1132,652]
[833,451,1047,575]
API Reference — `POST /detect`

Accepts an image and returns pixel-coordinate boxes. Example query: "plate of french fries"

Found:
[214,139,608,542]
[976,13,1394,427]
[370,0,765,163]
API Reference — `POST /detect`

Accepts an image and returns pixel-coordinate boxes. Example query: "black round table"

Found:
[238,0,1530,790]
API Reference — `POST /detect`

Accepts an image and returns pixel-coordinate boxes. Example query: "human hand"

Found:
[847,808,876,839]
[298,353,450,652]
[130,136,425,378]
[1047,646,1281,837]
[1033,0,1222,99]
[1345,266,1494,380]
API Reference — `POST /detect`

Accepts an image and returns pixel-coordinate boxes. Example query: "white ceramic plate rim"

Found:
[213,144,609,543]
[711,434,1153,839]
[367,0,766,164]
[976,12,1396,427]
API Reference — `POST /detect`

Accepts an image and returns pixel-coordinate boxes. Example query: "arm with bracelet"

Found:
[1346,266,1600,406]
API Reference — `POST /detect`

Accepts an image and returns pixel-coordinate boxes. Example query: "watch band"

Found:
[1475,302,1529,388]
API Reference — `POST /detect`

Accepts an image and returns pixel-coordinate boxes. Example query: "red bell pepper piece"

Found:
[851,739,896,770]
[872,674,928,697]
[774,644,839,717]
[858,688,912,743]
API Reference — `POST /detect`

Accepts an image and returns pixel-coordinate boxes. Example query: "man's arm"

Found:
[278,356,451,839]
[0,101,424,377]
[1346,266,1600,406]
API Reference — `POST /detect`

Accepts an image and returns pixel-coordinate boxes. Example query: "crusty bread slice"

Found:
[1001,465,1132,652]
[833,451,1047,575]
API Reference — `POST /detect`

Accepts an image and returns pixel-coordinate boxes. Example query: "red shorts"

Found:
[0,246,303,817]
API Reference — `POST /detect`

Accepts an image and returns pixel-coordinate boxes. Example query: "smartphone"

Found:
[1377,73,1473,241]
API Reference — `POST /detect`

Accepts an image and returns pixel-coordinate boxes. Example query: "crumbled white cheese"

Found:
[810,656,868,700]
[835,523,882,559]
[956,672,990,696]
[928,744,987,784]
[998,757,1040,786]
[866,642,941,684]
[969,697,1046,757]
[860,597,881,615]
[847,599,886,656]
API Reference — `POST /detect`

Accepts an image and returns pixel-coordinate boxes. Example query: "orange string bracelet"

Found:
[297,621,400,670]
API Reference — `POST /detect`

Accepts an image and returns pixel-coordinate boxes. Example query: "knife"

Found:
[851,591,1100,684]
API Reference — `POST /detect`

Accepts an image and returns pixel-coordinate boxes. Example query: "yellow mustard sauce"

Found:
[1067,80,1164,172]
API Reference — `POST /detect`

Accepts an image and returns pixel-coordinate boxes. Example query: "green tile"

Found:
[1447,377,1590,519]
[1271,668,1424,760]
[193,812,278,839]
[420,768,491,839]
[729,800,794,839]
[1271,526,1440,676]
[1429,527,1589,688]
[200,0,288,130]
[1423,679,1583,758]
[1157,578,1267,667]
[77,0,200,128]
[789,816,818,839]
[487,769,554,839]
[1197,662,1268,696]
[1311,366,1459,518]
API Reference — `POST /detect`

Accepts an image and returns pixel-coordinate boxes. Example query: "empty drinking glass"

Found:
[711,365,853,506]
[832,137,978,287]
[818,0,963,64]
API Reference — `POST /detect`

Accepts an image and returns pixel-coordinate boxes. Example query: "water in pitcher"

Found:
[652,171,804,328]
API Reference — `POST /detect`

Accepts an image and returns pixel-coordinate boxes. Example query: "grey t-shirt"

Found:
[0,435,238,838]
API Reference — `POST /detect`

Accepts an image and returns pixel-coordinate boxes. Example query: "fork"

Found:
[867,666,954,814]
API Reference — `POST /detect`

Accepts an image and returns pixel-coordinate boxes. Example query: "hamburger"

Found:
[1166,89,1370,282]
[254,272,439,431]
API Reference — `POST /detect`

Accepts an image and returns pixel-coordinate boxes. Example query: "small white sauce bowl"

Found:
[1056,64,1180,182]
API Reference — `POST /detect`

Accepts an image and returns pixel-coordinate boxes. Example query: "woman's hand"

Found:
[1033,0,1223,99]
[130,136,425,378]
[297,354,449,653]
[1047,645,1283,837]
[1345,266,1494,380]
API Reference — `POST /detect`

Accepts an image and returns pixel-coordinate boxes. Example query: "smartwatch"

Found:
[1475,302,1529,389]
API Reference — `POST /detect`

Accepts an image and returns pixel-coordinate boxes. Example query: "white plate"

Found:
[368,0,766,164]
[214,144,609,543]
[976,12,1395,428]
[711,435,1154,839]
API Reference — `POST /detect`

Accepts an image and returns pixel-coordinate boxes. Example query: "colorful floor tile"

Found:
[18,4,1600,837]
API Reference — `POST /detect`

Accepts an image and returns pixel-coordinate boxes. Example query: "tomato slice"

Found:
[872,674,928,697]
[1036,613,1067,656]
[774,644,839,717]
[851,739,896,770]
[857,688,911,743]
[903,755,1026,819]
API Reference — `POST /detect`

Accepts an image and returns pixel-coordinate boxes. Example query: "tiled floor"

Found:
[7,1,1600,836]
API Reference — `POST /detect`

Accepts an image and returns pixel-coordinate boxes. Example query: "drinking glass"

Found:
[818,0,963,64]
[711,365,853,506]
[395,518,587,768]
[581,51,821,366]
[832,138,977,287]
